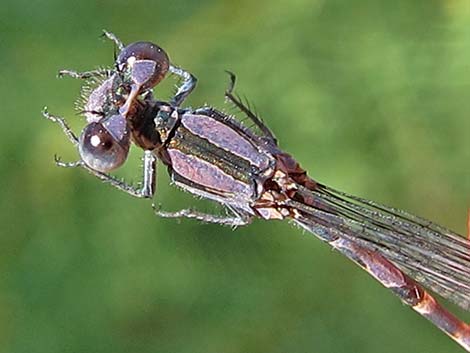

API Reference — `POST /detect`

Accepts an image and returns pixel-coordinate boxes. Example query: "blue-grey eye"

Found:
[78,114,130,172]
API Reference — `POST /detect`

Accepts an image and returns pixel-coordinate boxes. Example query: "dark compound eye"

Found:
[117,41,170,90]
[78,114,130,172]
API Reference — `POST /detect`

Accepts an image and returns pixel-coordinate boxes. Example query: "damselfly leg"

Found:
[102,30,124,51]
[58,69,113,80]
[153,204,252,227]
[168,65,198,107]
[224,71,277,144]
[41,107,79,146]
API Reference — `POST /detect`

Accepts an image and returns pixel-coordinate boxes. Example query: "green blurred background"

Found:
[2,0,470,352]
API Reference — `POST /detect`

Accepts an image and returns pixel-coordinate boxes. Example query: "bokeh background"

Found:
[2,1,470,352]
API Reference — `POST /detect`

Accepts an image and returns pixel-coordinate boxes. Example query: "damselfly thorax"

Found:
[126,93,319,221]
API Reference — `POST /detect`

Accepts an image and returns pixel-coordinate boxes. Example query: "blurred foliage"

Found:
[1,0,470,352]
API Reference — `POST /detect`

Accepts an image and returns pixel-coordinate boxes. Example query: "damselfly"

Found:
[43,32,470,351]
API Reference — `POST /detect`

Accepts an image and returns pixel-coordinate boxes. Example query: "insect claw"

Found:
[224,70,236,96]
[57,69,69,78]
[53,154,62,164]
[41,108,60,124]
[41,106,54,121]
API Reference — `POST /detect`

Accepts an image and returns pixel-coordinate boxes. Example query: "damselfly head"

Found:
[78,113,130,172]
[116,41,170,92]
[80,73,127,123]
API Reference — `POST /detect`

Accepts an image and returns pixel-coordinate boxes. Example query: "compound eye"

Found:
[117,41,170,90]
[78,114,130,172]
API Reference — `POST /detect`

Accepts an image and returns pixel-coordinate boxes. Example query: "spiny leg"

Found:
[53,154,152,198]
[140,150,156,198]
[80,150,156,198]
[224,71,277,145]
[58,68,112,80]
[169,65,197,107]
[42,107,79,146]
[101,30,124,51]
[42,108,157,199]
[58,30,121,80]
[153,204,252,227]
[59,152,156,199]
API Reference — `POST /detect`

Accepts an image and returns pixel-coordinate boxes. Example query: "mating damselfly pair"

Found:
[43,31,470,351]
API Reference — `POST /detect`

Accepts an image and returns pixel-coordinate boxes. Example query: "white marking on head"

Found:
[90,134,101,147]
